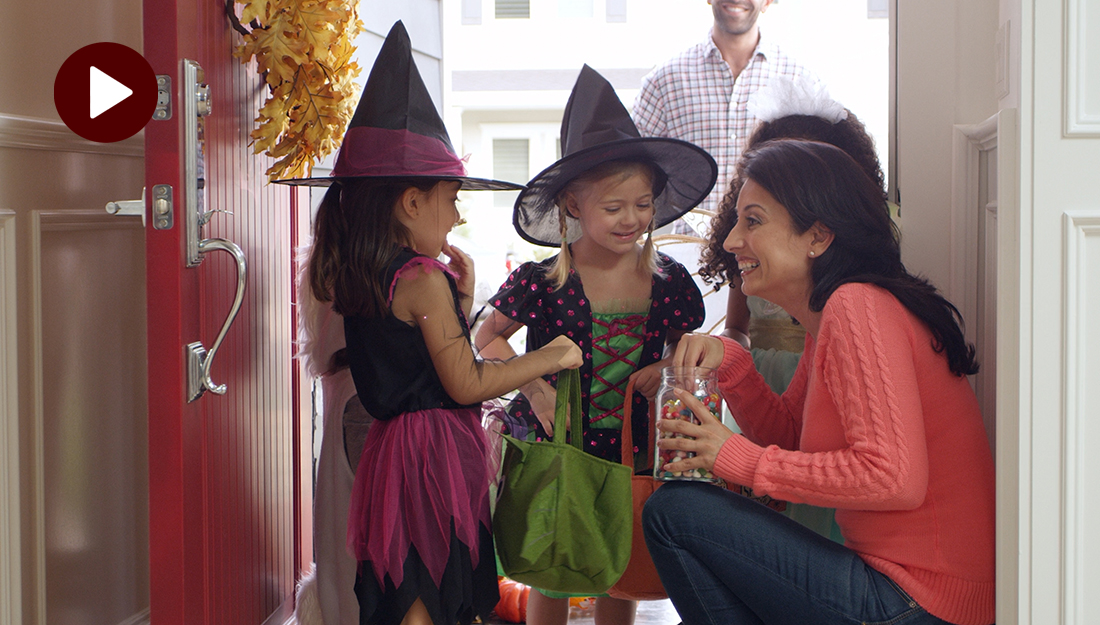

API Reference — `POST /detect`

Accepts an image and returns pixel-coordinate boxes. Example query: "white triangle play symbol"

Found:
[89,66,133,119]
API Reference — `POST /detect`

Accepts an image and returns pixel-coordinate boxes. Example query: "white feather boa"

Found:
[292,563,325,625]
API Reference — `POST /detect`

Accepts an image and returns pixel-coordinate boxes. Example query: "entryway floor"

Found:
[486,598,681,624]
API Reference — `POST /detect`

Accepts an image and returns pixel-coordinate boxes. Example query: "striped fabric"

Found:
[633,30,813,234]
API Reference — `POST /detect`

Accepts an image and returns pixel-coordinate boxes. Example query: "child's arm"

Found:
[441,241,475,319]
[474,309,560,434]
[394,269,581,405]
[628,328,689,398]
[721,280,751,349]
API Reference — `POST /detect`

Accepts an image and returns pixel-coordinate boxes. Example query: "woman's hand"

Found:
[628,361,664,399]
[441,241,475,300]
[657,388,733,474]
[672,333,727,370]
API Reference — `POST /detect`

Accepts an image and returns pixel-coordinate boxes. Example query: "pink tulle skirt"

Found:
[347,406,492,590]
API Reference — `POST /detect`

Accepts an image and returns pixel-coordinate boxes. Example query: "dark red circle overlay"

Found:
[54,42,158,143]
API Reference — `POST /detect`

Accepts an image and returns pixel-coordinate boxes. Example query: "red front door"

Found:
[143,0,307,622]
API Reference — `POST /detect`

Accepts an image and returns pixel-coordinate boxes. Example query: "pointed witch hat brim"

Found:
[512,65,717,247]
[273,21,522,191]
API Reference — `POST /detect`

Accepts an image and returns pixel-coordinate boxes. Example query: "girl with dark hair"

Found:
[643,140,995,625]
[284,22,583,625]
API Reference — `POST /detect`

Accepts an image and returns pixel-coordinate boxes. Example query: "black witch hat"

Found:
[512,65,717,247]
[275,21,520,190]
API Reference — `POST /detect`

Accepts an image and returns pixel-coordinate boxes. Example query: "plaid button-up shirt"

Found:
[633,30,813,234]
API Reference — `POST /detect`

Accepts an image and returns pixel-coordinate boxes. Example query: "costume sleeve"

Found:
[712,285,930,511]
[394,263,562,406]
[632,69,669,137]
[659,259,706,332]
[487,261,546,326]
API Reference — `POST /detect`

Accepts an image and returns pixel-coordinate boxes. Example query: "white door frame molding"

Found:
[1015,0,1100,621]
[952,108,1021,625]
[951,115,999,324]
[1060,210,1100,625]
[1064,0,1100,136]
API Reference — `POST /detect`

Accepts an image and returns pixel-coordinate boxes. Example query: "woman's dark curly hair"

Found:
[737,140,978,376]
[699,111,887,286]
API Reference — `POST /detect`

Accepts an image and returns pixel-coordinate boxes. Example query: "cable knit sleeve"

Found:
[713,335,810,451]
[714,284,930,511]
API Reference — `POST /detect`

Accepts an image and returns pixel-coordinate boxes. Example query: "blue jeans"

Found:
[642,482,958,625]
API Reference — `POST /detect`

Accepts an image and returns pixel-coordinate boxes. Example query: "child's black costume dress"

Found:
[344,247,499,625]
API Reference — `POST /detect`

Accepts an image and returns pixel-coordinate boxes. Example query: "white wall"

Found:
[896,0,999,294]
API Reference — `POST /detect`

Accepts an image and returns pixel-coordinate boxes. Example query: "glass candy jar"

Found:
[654,367,722,482]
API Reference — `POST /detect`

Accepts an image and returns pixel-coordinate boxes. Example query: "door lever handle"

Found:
[186,237,247,402]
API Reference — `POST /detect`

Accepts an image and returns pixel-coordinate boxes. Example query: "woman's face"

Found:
[723,178,816,309]
[566,171,655,257]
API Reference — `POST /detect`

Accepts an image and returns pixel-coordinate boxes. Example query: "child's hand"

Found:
[628,362,663,398]
[544,335,583,370]
[525,381,558,436]
[441,241,475,299]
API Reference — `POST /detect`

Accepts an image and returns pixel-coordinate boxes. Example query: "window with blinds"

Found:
[493,138,529,206]
[495,0,530,19]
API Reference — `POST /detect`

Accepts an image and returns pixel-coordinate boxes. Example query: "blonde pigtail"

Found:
[547,203,573,291]
[639,218,658,276]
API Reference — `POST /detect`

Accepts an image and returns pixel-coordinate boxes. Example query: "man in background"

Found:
[633,0,814,237]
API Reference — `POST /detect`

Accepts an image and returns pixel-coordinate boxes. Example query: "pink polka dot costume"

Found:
[489,250,704,466]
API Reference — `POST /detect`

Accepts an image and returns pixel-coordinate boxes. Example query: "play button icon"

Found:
[90,66,134,119]
[54,43,158,143]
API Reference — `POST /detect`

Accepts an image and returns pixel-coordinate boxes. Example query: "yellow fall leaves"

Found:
[233,0,363,181]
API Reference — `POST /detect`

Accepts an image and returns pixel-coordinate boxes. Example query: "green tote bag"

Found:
[492,369,633,594]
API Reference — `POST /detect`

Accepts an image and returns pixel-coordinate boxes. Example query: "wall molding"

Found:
[0,210,19,625]
[38,211,143,232]
[28,210,142,622]
[1064,0,1100,136]
[1062,210,1100,624]
[0,114,143,157]
[28,211,46,623]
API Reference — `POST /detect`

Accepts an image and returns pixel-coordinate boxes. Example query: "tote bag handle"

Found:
[553,369,583,450]
[620,377,656,468]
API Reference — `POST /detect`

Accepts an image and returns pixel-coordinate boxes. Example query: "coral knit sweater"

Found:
[712,283,995,625]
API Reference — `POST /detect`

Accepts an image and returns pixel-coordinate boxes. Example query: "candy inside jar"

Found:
[654,367,723,483]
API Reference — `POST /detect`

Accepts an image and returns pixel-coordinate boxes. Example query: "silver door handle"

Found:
[186,238,247,401]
